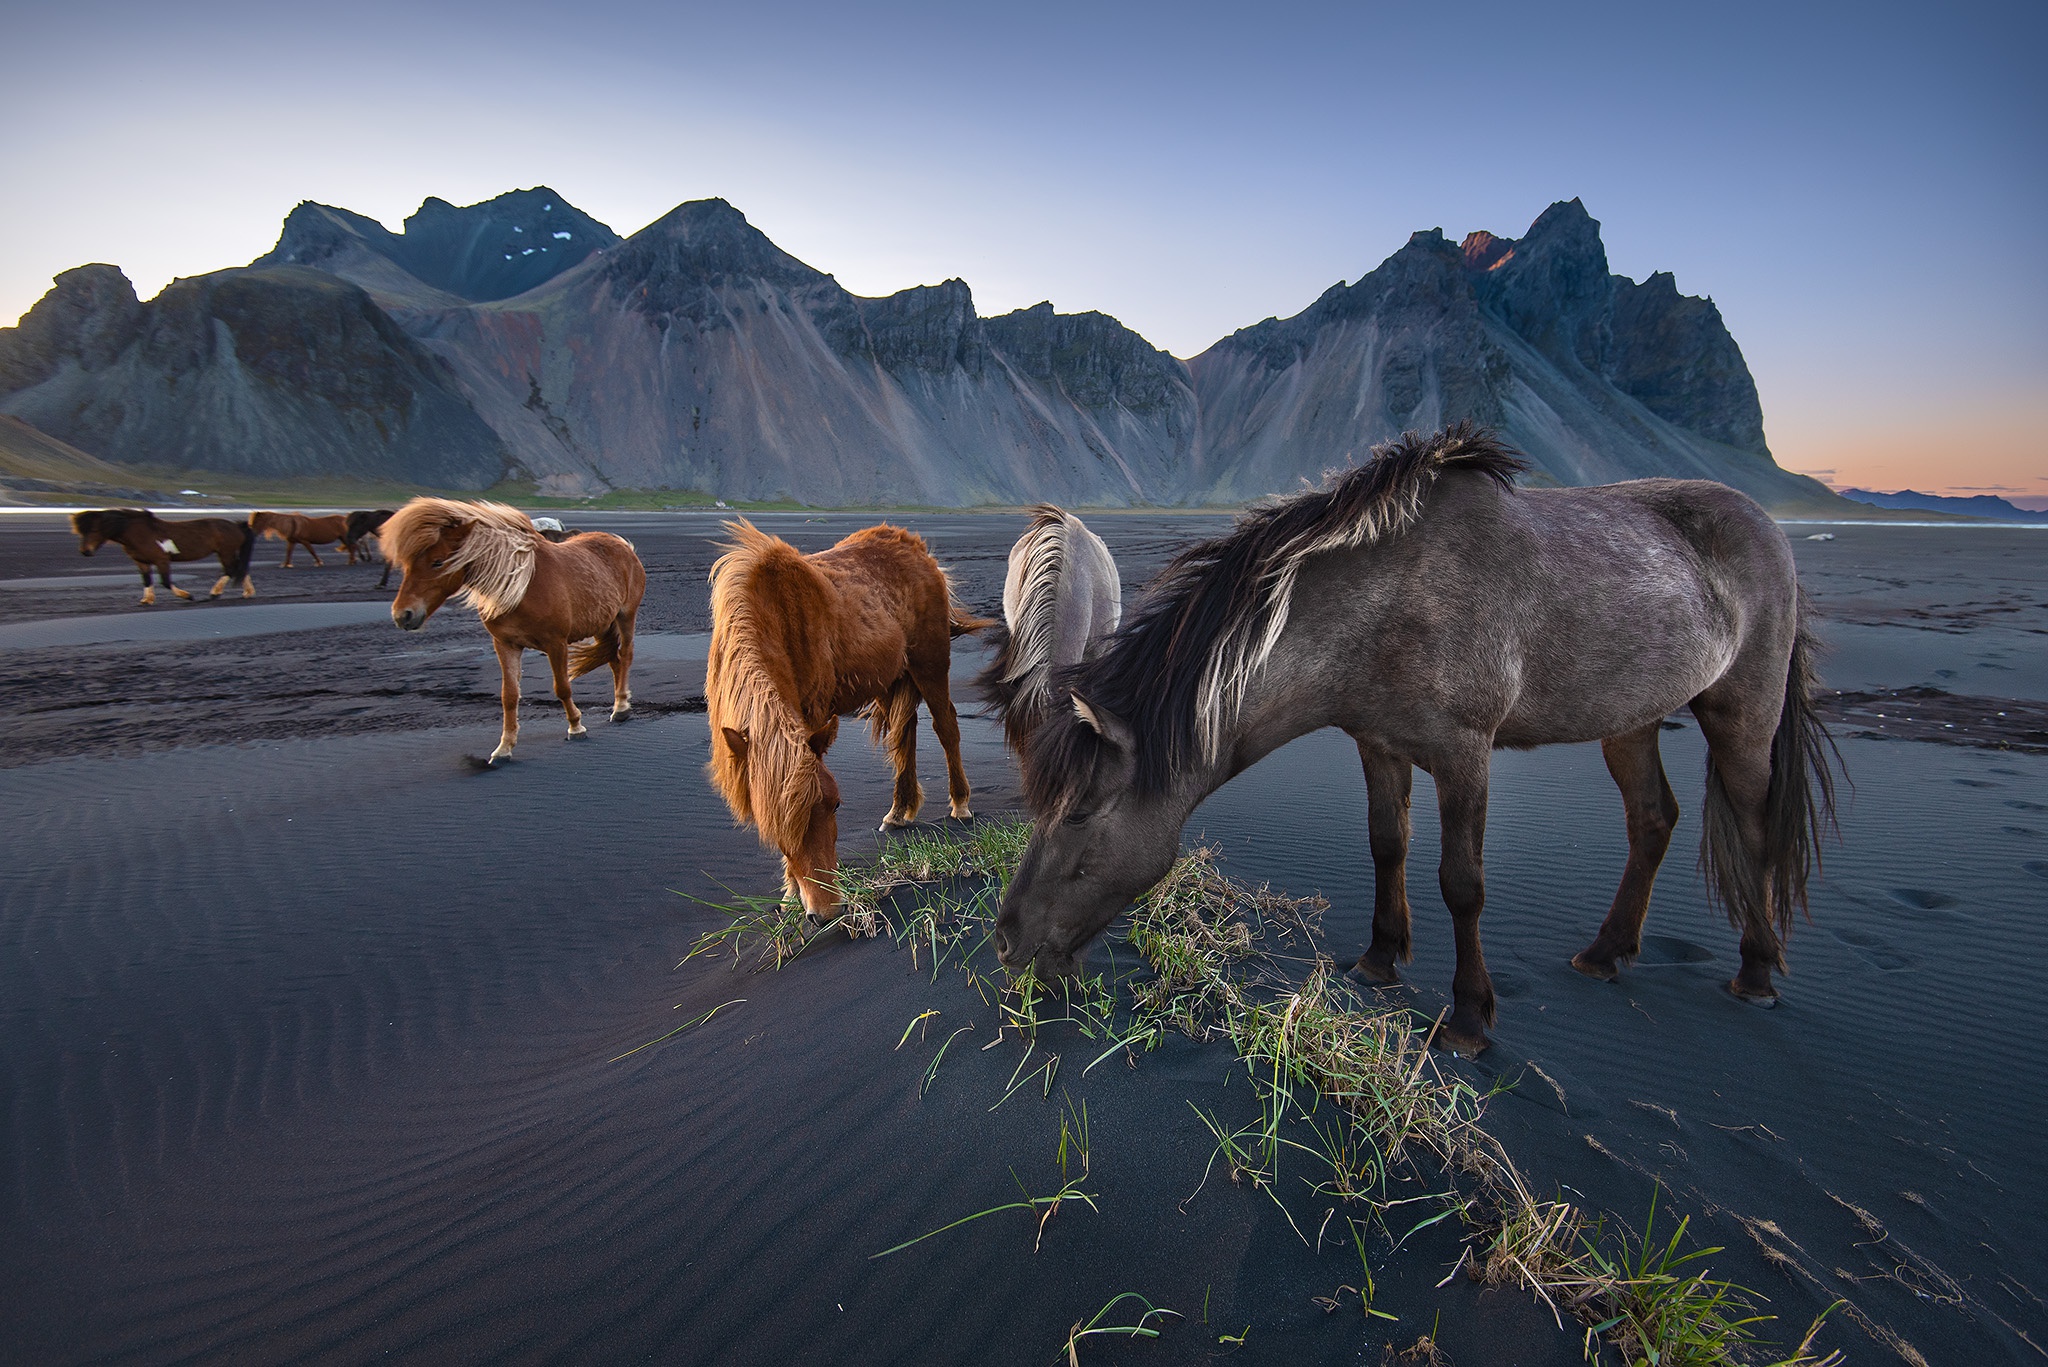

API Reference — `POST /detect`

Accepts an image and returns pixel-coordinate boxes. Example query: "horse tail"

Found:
[864,676,922,751]
[1700,598,1841,961]
[231,522,257,581]
[950,602,996,638]
[569,625,620,680]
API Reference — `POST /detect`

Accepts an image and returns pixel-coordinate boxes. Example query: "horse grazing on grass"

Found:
[252,510,349,567]
[707,519,992,918]
[977,505,1121,752]
[382,499,646,765]
[995,423,1838,1054]
[71,509,256,604]
[343,510,396,585]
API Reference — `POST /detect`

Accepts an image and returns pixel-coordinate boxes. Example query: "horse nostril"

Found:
[993,928,1012,960]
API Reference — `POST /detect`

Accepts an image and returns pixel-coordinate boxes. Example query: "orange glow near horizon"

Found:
[1772,406,2048,508]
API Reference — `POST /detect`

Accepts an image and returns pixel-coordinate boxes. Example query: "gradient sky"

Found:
[3,0,2042,502]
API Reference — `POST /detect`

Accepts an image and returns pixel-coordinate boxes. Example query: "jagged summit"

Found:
[258,188,619,303]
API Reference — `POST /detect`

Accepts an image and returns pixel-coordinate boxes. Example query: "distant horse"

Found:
[382,499,646,764]
[252,510,349,567]
[71,509,256,604]
[995,424,1838,1054]
[343,510,396,584]
[977,505,1121,751]
[707,519,991,917]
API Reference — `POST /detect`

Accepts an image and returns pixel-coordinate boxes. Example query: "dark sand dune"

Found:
[1,511,2043,1363]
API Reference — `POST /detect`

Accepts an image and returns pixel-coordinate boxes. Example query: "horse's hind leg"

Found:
[1351,740,1414,984]
[1691,696,1782,1002]
[490,638,522,763]
[547,643,586,738]
[877,679,925,829]
[909,657,972,820]
[1432,742,1496,1054]
[136,559,156,605]
[1572,722,1680,981]
[610,610,636,720]
[164,561,191,600]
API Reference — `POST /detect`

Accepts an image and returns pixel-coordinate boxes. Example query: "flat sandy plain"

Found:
[1,510,2043,1365]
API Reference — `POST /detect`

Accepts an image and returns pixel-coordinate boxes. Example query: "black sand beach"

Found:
[1,512,2043,1364]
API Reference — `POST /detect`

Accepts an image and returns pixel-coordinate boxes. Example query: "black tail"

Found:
[231,522,257,581]
[1701,600,1842,964]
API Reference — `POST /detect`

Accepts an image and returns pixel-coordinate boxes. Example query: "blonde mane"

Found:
[705,520,833,852]
[380,498,539,620]
[1000,506,1069,688]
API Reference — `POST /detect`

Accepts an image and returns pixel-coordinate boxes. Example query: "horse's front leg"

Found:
[1433,745,1495,1054]
[609,612,636,720]
[1572,723,1680,981]
[136,558,157,605]
[547,644,586,738]
[490,638,523,763]
[304,540,324,567]
[1351,739,1414,983]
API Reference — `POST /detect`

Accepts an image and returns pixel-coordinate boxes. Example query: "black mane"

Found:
[1021,422,1526,813]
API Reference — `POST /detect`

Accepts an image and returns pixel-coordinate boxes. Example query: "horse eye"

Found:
[1063,810,1093,827]
[431,559,447,569]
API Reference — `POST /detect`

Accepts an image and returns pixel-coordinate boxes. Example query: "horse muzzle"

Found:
[392,605,427,631]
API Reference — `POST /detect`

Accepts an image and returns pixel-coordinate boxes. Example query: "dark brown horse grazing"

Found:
[343,510,396,584]
[707,520,991,918]
[996,424,1838,1054]
[71,509,256,604]
[252,510,349,567]
[382,499,646,764]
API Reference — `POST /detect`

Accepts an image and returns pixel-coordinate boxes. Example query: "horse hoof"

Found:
[610,707,631,723]
[1569,953,1620,982]
[1725,979,1779,1008]
[1432,1023,1491,1056]
[948,807,974,821]
[879,816,913,831]
[1350,953,1401,985]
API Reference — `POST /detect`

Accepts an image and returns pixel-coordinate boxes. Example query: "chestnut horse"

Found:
[71,509,256,604]
[381,499,646,764]
[706,520,991,917]
[997,424,1838,1054]
[252,510,349,567]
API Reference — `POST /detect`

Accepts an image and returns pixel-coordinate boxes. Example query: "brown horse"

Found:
[71,509,256,604]
[382,499,646,764]
[707,520,991,917]
[343,510,396,583]
[252,510,350,567]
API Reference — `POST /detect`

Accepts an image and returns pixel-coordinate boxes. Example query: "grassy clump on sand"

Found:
[684,819,1843,1366]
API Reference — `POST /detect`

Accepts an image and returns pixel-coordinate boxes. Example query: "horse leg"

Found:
[1351,739,1414,984]
[489,638,522,763]
[209,553,230,598]
[165,560,191,600]
[1433,745,1495,1053]
[609,610,636,720]
[137,559,156,606]
[909,658,972,820]
[547,643,586,738]
[1690,697,1782,1002]
[280,539,295,568]
[878,679,925,829]
[1571,722,1680,981]
[305,540,324,567]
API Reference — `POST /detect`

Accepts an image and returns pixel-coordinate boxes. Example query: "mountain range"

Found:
[1836,488,2048,523]
[0,189,1838,509]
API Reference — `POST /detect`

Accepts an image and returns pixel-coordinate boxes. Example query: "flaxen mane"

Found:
[979,506,1071,746]
[704,521,834,854]
[380,499,540,619]
[1025,423,1527,812]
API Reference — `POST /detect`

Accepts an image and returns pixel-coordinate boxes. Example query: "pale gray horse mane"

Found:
[977,505,1121,750]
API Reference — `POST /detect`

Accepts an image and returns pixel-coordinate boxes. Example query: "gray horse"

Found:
[994,423,1837,1054]
[977,505,1122,751]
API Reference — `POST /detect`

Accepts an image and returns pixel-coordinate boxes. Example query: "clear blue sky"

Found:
[3,0,2041,500]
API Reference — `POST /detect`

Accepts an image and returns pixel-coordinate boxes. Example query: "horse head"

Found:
[250,511,287,540]
[716,721,844,920]
[380,501,477,630]
[995,693,1185,977]
[71,509,141,556]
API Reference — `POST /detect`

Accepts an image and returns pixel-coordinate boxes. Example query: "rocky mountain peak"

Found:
[603,198,829,319]
[1460,230,1514,272]
[0,264,143,392]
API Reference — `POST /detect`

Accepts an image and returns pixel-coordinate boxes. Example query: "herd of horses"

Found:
[65,424,1838,1051]
[71,506,398,601]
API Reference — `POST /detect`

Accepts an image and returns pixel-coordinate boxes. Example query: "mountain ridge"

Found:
[1,191,1839,510]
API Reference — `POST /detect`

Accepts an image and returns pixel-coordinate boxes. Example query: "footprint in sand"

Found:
[1954,778,1999,788]
[2003,826,2039,838]
[1490,967,1531,999]
[1634,934,1715,966]
[2006,800,2048,813]
[1990,767,2025,777]
[1887,888,1961,911]
[1828,925,1916,971]
[2024,861,2048,881]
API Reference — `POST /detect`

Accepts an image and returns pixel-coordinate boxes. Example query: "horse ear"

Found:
[1071,693,1133,750]
[806,728,833,757]
[722,727,749,763]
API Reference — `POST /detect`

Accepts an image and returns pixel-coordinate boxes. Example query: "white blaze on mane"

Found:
[1192,471,1438,764]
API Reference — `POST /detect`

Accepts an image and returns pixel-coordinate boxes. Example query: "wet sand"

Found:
[1,511,2043,1363]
